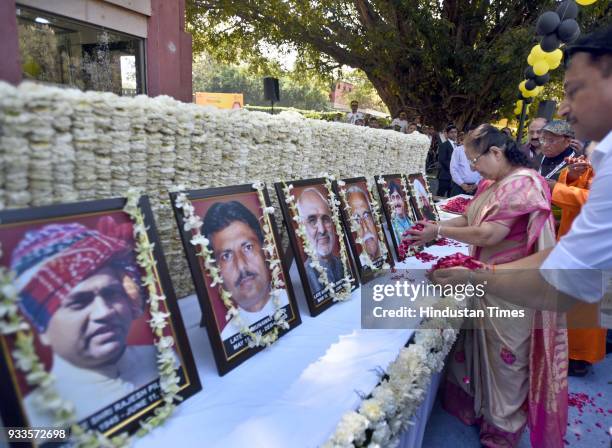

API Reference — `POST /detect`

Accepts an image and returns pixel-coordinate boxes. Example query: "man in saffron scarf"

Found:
[548,146,606,377]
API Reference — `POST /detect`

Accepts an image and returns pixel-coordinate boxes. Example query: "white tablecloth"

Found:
[134,230,468,448]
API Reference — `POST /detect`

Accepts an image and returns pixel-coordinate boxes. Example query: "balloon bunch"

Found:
[513,0,598,117]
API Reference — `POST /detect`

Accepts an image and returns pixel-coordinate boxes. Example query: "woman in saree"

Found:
[408,124,568,448]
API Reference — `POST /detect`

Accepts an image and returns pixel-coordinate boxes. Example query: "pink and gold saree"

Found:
[443,168,568,448]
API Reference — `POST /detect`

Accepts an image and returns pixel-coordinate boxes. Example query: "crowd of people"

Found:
[406,26,611,448]
[342,100,437,137]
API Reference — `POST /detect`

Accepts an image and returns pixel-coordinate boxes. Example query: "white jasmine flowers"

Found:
[326,297,464,446]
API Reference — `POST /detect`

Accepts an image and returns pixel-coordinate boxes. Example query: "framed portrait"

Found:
[335,177,394,283]
[374,174,419,259]
[406,173,440,222]
[0,197,200,444]
[274,178,359,316]
[170,184,301,376]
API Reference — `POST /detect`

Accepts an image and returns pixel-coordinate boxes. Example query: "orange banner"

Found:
[195,92,244,109]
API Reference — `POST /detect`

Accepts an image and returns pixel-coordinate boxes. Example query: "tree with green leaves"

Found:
[187,0,609,129]
[193,54,331,110]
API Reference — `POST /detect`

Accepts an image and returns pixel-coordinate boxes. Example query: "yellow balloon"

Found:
[519,81,528,94]
[514,107,522,115]
[533,60,550,76]
[545,49,563,69]
[576,0,597,5]
[516,100,524,108]
[527,53,535,66]
[531,44,546,60]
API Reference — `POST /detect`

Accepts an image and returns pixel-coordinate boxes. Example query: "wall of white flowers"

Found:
[0,82,430,297]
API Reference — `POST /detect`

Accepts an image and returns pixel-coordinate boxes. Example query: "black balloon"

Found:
[534,73,551,86]
[536,11,561,36]
[541,33,561,52]
[525,66,536,79]
[558,19,580,43]
[525,79,537,91]
[556,0,578,21]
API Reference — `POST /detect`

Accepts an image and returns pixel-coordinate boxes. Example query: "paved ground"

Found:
[423,353,612,447]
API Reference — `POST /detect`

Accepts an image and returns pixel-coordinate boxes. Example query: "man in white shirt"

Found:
[391,111,409,132]
[433,26,612,311]
[12,222,159,427]
[450,142,481,196]
[202,201,291,341]
[345,100,364,125]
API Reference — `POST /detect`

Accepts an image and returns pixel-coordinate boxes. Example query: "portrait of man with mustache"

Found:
[202,201,289,341]
[346,185,386,267]
[12,220,160,427]
[296,187,345,297]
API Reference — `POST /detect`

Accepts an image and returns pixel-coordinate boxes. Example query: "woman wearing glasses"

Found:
[407,124,567,448]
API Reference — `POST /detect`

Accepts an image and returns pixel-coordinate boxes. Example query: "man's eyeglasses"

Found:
[351,211,373,225]
[539,136,561,145]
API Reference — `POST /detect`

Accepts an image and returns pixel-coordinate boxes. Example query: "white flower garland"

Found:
[172,184,289,348]
[281,181,353,302]
[0,189,181,447]
[337,179,390,273]
[324,296,465,448]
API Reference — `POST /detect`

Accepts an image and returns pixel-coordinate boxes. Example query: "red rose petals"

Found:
[433,237,463,247]
[441,196,472,214]
[415,252,437,263]
[428,253,483,273]
[567,392,609,441]
[398,224,426,261]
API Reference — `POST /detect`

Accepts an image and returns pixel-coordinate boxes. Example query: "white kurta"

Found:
[221,288,290,341]
[23,345,159,427]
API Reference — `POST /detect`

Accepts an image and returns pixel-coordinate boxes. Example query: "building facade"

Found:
[0,0,192,102]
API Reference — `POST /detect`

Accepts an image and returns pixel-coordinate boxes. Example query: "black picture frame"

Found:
[274,178,359,316]
[334,177,394,284]
[374,174,420,259]
[0,196,201,446]
[170,184,301,376]
[406,173,440,222]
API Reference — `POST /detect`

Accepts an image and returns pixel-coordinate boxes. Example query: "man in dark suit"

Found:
[436,125,457,197]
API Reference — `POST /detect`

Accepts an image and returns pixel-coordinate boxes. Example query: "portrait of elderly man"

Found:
[387,180,414,244]
[13,221,159,427]
[202,200,289,341]
[296,187,345,295]
[346,185,386,266]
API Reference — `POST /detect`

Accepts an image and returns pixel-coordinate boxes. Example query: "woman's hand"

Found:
[405,220,438,246]
[429,266,471,286]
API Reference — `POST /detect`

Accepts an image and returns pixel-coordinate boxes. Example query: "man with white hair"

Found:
[346,185,385,266]
[296,188,345,296]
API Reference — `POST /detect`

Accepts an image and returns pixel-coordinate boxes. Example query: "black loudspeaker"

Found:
[537,100,557,121]
[263,77,280,102]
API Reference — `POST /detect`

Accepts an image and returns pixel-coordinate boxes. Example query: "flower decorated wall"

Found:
[0,82,430,298]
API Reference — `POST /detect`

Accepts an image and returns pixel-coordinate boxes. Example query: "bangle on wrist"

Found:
[436,223,442,239]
